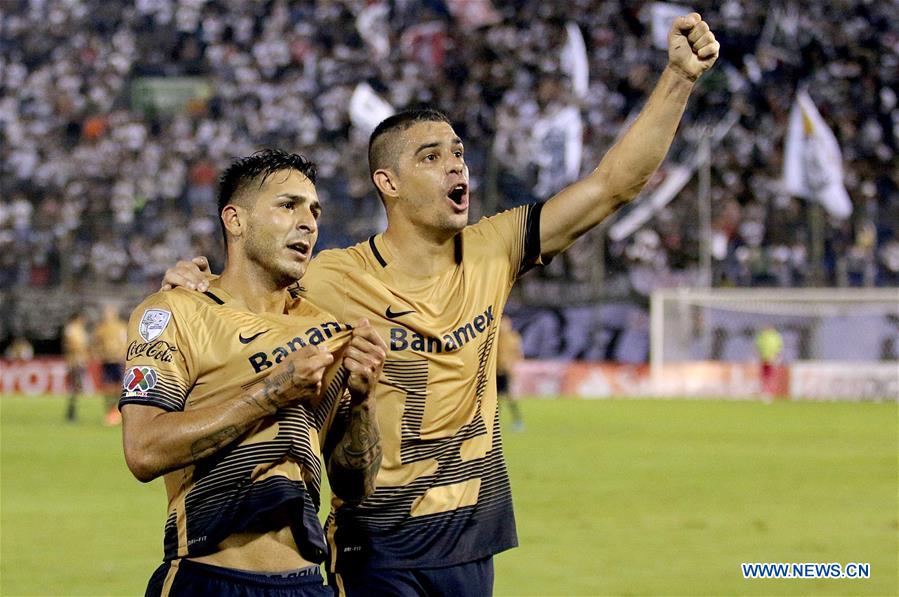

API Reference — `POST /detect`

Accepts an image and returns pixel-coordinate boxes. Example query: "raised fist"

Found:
[668,13,719,82]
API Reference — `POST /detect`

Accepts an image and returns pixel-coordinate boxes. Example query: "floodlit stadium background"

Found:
[1,1,896,595]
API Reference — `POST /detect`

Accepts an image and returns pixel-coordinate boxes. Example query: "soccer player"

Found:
[93,304,127,425]
[755,325,784,400]
[163,14,719,595]
[122,150,386,596]
[63,310,90,422]
[497,316,524,432]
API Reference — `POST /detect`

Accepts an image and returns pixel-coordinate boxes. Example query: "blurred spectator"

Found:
[497,315,525,432]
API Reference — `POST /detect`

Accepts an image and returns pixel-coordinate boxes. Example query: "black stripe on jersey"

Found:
[518,202,549,277]
[312,365,349,431]
[163,510,179,557]
[331,405,514,551]
[119,375,189,412]
[329,330,516,569]
[474,325,496,400]
[203,290,225,304]
[382,360,433,464]
[181,475,327,563]
[175,402,329,561]
[368,236,388,267]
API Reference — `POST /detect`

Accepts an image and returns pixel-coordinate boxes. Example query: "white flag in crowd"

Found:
[356,2,390,61]
[532,105,583,199]
[783,89,853,219]
[649,2,692,49]
[561,21,589,98]
[349,83,394,136]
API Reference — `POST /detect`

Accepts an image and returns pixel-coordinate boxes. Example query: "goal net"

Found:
[649,288,899,400]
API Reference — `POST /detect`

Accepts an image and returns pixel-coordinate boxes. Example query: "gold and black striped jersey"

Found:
[298,204,545,571]
[119,284,353,563]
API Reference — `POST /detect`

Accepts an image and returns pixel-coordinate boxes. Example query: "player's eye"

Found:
[424,153,437,162]
[453,150,464,159]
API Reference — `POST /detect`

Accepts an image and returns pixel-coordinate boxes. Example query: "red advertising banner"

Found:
[0,358,101,395]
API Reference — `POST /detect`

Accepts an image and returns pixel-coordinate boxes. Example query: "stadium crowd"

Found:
[1,0,897,296]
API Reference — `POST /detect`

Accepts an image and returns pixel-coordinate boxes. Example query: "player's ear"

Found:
[373,168,399,200]
[221,204,244,239]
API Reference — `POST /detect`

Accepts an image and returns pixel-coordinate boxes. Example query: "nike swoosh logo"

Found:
[239,330,269,344]
[385,306,416,319]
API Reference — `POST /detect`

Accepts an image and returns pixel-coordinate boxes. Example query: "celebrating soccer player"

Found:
[122,150,385,596]
[163,14,719,595]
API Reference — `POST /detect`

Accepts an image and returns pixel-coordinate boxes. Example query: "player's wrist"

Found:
[664,64,699,84]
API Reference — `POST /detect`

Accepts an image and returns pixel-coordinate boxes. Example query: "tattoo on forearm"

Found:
[190,425,240,461]
[242,361,298,416]
[329,403,382,502]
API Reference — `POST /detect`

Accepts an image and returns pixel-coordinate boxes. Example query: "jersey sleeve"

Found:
[469,203,548,283]
[119,293,195,412]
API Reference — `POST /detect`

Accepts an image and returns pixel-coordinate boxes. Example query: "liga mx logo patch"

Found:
[139,309,171,342]
[123,366,158,393]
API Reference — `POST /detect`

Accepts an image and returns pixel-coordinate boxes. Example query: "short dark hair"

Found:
[368,108,452,179]
[217,149,317,244]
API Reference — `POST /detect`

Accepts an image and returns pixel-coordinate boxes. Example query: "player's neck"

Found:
[382,222,457,277]
[218,260,289,315]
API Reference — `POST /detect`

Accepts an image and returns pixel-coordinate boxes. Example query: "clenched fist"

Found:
[668,13,719,82]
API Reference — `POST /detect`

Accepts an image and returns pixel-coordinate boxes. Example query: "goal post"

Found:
[649,288,899,399]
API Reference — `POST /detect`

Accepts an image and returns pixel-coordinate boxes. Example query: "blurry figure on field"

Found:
[63,311,90,422]
[497,316,524,432]
[5,336,34,360]
[755,326,783,400]
[93,304,127,426]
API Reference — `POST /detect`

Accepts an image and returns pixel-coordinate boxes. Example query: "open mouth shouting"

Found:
[446,182,469,213]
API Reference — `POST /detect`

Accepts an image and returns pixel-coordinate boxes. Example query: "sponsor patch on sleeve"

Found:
[123,366,158,395]
[139,309,171,342]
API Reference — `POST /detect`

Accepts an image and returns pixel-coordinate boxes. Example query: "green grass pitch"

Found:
[2,396,896,596]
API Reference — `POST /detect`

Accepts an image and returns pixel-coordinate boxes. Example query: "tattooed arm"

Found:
[325,320,385,504]
[122,345,333,482]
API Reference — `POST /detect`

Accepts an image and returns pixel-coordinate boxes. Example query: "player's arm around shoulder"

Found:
[121,293,336,483]
[539,12,719,258]
[324,319,386,504]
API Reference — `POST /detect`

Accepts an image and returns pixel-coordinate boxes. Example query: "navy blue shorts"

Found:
[101,362,123,385]
[496,373,509,394]
[329,556,493,597]
[146,559,333,597]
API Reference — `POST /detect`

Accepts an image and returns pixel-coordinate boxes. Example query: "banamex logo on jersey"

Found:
[123,366,158,394]
[139,309,171,342]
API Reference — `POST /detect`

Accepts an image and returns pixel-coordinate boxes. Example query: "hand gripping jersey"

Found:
[119,285,353,564]
[297,204,545,571]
